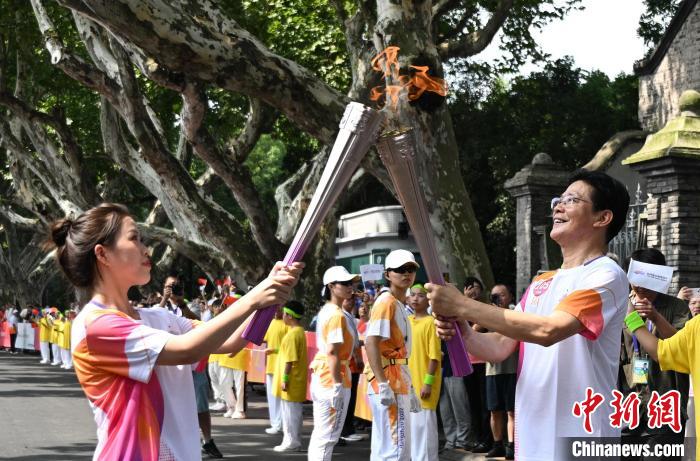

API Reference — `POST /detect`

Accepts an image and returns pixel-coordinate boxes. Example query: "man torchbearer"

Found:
[428,170,630,461]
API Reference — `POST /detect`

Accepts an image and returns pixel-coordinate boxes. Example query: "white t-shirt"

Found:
[71,301,200,461]
[514,256,627,461]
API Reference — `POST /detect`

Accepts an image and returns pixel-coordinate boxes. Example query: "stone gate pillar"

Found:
[505,153,569,299]
[622,90,700,293]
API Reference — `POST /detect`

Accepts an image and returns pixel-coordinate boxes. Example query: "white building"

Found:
[335,205,427,281]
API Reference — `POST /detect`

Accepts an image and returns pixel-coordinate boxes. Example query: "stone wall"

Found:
[632,157,700,293]
[638,2,700,131]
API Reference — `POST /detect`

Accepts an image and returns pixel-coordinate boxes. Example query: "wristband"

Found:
[423,373,435,385]
[282,373,290,383]
[625,311,645,333]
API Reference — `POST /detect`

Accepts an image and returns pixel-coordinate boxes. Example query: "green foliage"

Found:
[638,0,681,49]
[437,0,583,73]
[451,58,639,284]
[244,134,287,221]
[222,0,351,92]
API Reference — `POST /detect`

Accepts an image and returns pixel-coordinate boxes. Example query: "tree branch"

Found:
[181,82,284,260]
[228,97,275,164]
[0,91,83,178]
[437,0,515,59]
[432,0,462,19]
[55,0,348,143]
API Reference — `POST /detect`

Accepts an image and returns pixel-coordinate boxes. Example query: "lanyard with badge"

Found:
[631,321,653,385]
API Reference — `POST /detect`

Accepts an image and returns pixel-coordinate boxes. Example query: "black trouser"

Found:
[464,363,493,445]
[10,333,17,352]
[341,372,360,437]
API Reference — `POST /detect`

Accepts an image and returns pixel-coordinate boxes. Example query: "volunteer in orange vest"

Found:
[365,249,422,461]
[308,266,358,461]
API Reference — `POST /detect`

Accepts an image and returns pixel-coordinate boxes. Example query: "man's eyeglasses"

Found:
[389,265,418,274]
[334,280,355,287]
[550,195,591,210]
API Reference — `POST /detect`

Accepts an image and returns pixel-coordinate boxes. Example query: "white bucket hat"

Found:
[323,266,361,285]
[384,249,420,270]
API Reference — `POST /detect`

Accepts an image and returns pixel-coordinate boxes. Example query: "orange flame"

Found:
[369,47,447,110]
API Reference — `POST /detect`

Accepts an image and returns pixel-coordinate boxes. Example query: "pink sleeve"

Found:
[86,312,171,383]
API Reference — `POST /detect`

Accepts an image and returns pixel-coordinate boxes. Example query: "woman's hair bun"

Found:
[50,219,72,247]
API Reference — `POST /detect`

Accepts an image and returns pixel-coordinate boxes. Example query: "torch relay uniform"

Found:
[408,314,442,461]
[272,325,308,450]
[264,318,289,431]
[514,256,627,460]
[72,300,202,461]
[308,302,354,461]
[365,291,413,461]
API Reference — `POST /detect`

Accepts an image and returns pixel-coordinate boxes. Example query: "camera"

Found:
[171,283,184,297]
[490,293,501,305]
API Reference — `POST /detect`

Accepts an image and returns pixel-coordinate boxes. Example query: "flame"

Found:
[369,47,447,110]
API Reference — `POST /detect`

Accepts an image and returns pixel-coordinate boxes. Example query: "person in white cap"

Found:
[365,249,421,461]
[307,266,359,461]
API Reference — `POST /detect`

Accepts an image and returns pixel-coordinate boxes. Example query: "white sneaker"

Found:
[223,410,233,418]
[341,434,365,442]
[265,427,281,435]
[232,411,246,419]
[51,362,61,366]
[208,402,226,412]
[40,360,49,364]
[64,365,73,370]
[273,444,301,452]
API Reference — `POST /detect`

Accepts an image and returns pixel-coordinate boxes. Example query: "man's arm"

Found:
[429,284,583,347]
[435,318,518,362]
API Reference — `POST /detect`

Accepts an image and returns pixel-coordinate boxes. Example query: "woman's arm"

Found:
[157,263,302,365]
[327,342,343,384]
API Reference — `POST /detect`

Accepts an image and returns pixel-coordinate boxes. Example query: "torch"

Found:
[243,102,385,344]
[376,128,473,377]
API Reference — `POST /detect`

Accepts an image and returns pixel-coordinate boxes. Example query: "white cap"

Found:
[384,249,420,270]
[323,266,360,285]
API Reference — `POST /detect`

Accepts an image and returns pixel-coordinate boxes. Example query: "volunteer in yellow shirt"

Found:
[365,250,421,461]
[60,310,74,369]
[308,266,358,461]
[271,301,307,452]
[628,305,700,456]
[264,308,289,434]
[50,310,63,366]
[218,346,248,418]
[39,310,52,364]
[408,283,442,461]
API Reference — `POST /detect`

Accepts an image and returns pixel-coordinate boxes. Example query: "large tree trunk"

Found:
[15,0,503,302]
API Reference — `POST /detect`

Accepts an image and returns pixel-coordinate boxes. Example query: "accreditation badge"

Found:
[632,355,650,385]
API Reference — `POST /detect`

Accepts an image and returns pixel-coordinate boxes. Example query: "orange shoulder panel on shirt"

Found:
[555,288,604,340]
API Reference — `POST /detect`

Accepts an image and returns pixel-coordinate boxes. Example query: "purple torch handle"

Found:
[376,129,473,377]
[242,103,384,345]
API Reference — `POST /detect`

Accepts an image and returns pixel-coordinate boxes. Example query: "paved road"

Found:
[0,351,486,460]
